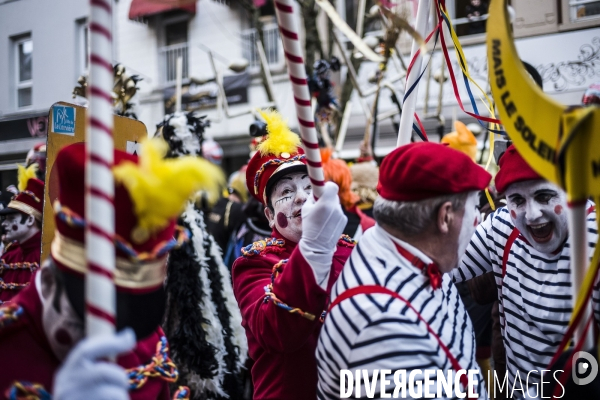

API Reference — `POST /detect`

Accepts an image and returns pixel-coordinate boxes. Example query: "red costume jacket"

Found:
[0,275,171,400]
[232,229,354,400]
[0,231,41,303]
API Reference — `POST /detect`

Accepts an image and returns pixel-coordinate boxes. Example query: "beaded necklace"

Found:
[0,278,30,291]
[0,260,39,273]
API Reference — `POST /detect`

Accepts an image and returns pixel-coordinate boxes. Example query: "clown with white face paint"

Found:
[231,110,352,400]
[454,145,600,395]
[1,212,38,244]
[0,164,44,303]
[264,172,312,244]
[505,180,568,254]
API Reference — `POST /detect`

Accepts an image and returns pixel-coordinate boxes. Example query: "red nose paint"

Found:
[54,328,73,346]
[554,205,563,215]
[473,216,479,227]
[276,212,288,228]
[510,210,516,219]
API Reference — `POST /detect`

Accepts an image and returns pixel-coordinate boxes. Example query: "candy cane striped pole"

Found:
[397,0,432,146]
[85,0,116,338]
[273,0,325,199]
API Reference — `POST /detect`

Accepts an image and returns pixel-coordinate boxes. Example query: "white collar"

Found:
[377,225,435,265]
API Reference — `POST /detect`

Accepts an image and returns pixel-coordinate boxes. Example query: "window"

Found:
[569,0,600,21]
[15,36,33,108]
[241,23,281,68]
[241,0,281,69]
[77,19,89,76]
[159,20,189,84]
[452,0,489,36]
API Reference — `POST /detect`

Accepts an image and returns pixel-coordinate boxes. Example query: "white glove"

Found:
[54,328,136,400]
[299,181,348,289]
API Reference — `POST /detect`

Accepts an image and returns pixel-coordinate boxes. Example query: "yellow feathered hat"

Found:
[49,139,223,339]
[245,110,307,204]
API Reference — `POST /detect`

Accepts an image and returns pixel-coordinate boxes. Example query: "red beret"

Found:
[494,144,543,193]
[377,142,491,202]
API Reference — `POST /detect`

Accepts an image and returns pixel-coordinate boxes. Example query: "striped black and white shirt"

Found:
[454,201,599,391]
[317,225,486,399]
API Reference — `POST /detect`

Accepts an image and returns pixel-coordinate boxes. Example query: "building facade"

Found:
[1,0,599,194]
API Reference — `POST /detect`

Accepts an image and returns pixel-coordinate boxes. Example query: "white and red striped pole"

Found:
[273,0,325,199]
[85,0,116,338]
[397,0,432,146]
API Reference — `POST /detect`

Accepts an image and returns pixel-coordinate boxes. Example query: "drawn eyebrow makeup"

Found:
[533,189,557,196]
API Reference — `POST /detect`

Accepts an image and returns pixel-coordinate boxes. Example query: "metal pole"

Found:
[335,96,353,154]
[424,58,433,115]
[256,40,277,104]
[569,204,594,347]
[396,0,432,146]
[207,51,224,121]
[355,0,367,40]
[436,61,445,116]
[175,56,183,113]
[86,0,116,338]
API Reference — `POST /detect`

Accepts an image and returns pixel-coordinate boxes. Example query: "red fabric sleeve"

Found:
[232,247,328,353]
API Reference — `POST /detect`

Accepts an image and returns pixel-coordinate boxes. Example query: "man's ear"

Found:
[40,266,55,302]
[436,201,454,234]
[25,215,36,228]
[264,207,275,228]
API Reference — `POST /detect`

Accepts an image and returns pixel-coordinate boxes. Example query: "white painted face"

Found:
[505,180,568,253]
[265,172,312,243]
[457,191,481,263]
[41,268,85,361]
[1,212,35,243]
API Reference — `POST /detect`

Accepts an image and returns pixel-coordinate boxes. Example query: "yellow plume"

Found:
[441,121,478,162]
[113,138,225,241]
[17,164,39,192]
[256,109,301,156]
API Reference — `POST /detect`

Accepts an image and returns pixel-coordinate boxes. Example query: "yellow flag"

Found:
[486,0,564,185]
[559,107,600,202]
[487,0,600,201]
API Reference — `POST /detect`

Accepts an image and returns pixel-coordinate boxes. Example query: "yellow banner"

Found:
[486,0,600,201]
[486,0,564,185]
[559,107,600,201]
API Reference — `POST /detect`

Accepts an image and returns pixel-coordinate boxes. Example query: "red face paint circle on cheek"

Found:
[510,210,516,219]
[554,205,563,215]
[276,212,288,228]
[54,328,73,346]
[11,225,18,231]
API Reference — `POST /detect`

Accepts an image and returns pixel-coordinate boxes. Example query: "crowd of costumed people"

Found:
[1,8,600,398]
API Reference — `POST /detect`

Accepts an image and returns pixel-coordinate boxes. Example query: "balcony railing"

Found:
[241,23,280,68]
[159,42,189,85]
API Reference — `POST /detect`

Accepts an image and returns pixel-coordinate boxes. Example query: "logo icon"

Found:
[52,105,76,135]
[572,351,598,386]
